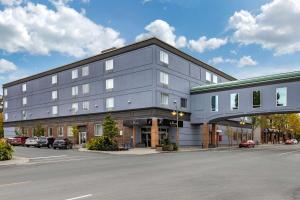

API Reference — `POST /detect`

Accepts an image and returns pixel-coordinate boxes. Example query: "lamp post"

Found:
[240,117,246,141]
[172,101,184,146]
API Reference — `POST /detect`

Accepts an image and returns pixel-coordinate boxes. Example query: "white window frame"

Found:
[4,101,7,109]
[94,124,103,136]
[52,106,58,115]
[106,97,114,109]
[52,90,58,100]
[57,126,64,137]
[22,97,27,106]
[67,126,73,137]
[106,79,114,90]
[276,87,287,107]
[161,93,169,105]
[83,101,89,111]
[160,71,169,85]
[4,113,8,121]
[4,88,7,96]
[206,71,211,82]
[72,86,79,96]
[72,69,78,79]
[72,103,79,113]
[211,95,219,112]
[105,59,114,71]
[82,84,89,94]
[212,74,218,84]
[52,75,58,84]
[82,65,89,77]
[22,110,27,120]
[230,93,239,110]
[160,50,169,65]
[22,83,27,92]
[48,127,53,137]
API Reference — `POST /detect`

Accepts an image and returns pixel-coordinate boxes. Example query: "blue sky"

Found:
[0,0,299,86]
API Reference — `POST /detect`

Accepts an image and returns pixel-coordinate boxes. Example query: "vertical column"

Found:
[151,118,159,148]
[132,126,136,148]
[63,124,68,138]
[202,123,209,149]
[211,123,216,147]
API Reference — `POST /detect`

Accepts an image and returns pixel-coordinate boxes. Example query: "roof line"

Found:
[3,37,235,88]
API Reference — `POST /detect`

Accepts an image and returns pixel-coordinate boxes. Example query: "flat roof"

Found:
[191,70,300,94]
[3,37,235,88]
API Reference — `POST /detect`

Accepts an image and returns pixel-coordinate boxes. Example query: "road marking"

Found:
[65,194,93,200]
[279,149,300,156]
[29,155,67,160]
[0,181,30,188]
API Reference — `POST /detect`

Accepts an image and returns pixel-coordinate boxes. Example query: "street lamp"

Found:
[172,100,184,146]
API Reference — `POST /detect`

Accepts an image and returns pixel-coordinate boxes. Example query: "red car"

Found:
[239,140,255,148]
[285,139,293,145]
[8,136,28,146]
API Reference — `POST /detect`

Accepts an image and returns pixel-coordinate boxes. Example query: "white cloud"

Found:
[238,56,257,67]
[0,1,125,58]
[135,19,187,48]
[0,0,22,6]
[142,0,152,4]
[188,36,227,53]
[0,58,17,73]
[209,55,257,67]
[229,0,300,55]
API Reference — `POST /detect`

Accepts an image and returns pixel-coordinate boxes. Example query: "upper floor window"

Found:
[253,90,261,108]
[52,105,58,115]
[94,124,103,136]
[22,110,27,120]
[212,75,218,84]
[82,83,89,94]
[72,69,78,79]
[230,93,239,110]
[83,101,90,111]
[52,90,58,100]
[4,113,8,121]
[205,72,211,82]
[161,93,169,105]
[105,59,114,71]
[4,101,7,109]
[181,98,187,108]
[4,88,7,96]
[160,50,169,65]
[106,79,114,90]
[22,83,27,92]
[72,86,79,96]
[106,97,114,109]
[276,87,287,107]
[72,103,79,113]
[211,95,219,112]
[82,66,89,76]
[22,97,27,106]
[52,75,57,84]
[160,72,169,85]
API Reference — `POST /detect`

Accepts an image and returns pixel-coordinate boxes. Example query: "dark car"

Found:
[239,140,255,148]
[8,136,28,146]
[36,137,55,148]
[53,138,73,149]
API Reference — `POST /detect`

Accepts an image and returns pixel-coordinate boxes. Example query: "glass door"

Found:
[141,128,151,147]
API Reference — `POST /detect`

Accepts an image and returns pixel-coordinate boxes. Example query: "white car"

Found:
[25,137,38,147]
[291,139,298,144]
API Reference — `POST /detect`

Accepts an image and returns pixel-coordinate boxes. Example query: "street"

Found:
[1,145,300,200]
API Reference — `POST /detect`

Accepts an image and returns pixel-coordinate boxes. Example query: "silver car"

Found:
[25,137,38,147]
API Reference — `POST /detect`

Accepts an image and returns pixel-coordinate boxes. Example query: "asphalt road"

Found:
[1,145,300,200]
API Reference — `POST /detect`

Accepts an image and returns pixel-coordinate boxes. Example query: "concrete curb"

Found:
[0,156,29,166]
[78,148,159,155]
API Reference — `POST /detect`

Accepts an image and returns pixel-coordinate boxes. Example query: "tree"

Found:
[103,115,119,138]
[0,113,3,138]
[34,124,45,137]
[250,116,260,140]
[72,126,79,141]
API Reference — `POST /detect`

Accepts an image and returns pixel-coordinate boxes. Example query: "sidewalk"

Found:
[79,147,159,155]
[0,156,29,166]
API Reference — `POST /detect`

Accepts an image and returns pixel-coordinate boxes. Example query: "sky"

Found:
[0,0,300,86]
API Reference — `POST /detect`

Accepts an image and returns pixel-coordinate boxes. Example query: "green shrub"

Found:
[0,139,14,161]
[161,138,178,151]
[87,136,118,151]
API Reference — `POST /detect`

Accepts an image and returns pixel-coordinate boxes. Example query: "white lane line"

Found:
[0,181,30,188]
[65,194,93,200]
[25,158,86,165]
[279,149,300,156]
[29,155,67,160]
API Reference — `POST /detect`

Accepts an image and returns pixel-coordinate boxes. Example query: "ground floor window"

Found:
[57,126,64,137]
[48,127,53,137]
[67,126,73,137]
[94,124,103,136]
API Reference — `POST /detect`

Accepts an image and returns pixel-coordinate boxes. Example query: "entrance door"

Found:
[141,128,151,147]
[79,132,87,145]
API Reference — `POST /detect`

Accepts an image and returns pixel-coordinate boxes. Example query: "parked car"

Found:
[239,140,255,148]
[36,137,55,148]
[25,137,39,147]
[53,138,73,149]
[291,139,298,144]
[285,139,293,145]
[8,136,28,146]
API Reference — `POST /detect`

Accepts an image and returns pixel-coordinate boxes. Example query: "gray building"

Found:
[3,38,253,147]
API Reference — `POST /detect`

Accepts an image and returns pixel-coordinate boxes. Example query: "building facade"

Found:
[3,38,253,147]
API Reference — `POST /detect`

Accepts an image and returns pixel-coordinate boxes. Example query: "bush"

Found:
[161,138,178,151]
[0,139,14,161]
[86,136,118,151]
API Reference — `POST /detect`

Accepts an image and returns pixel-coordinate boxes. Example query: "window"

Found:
[160,72,169,85]
[67,126,73,137]
[160,50,169,64]
[83,101,89,111]
[22,83,27,92]
[161,93,169,105]
[212,75,218,84]
[72,103,79,113]
[82,66,89,76]
[181,98,187,108]
[52,90,58,100]
[211,95,219,112]
[276,87,287,107]
[253,90,261,108]
[4,113,8,121]
[4,88,7,96]
[72,86,79,96]
[22,97,27,106]
[206,72,211,82]
[52,75,57,84]
[57,126,64,137]
[52,106,58,115]
[106,79,114,90]
[82,84,89,94]
[48,128,53,137]
[230,93,239,110]
[72,69,78,79]
[106,97,114,109]
[22,110,27,120]
[94,124,103,136]
[4,101,7,109]
[105,59,114,71]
